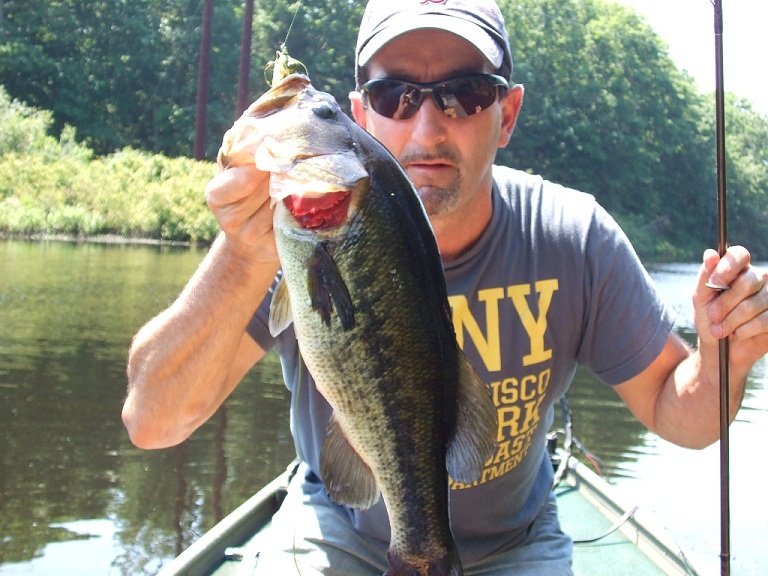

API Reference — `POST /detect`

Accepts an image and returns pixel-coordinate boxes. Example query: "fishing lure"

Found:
[265,43,309,86]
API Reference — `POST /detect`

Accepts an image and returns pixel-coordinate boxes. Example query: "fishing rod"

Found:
[709,1,730,574]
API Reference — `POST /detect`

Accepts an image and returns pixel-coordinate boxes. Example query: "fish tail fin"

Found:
[384,548,463,576]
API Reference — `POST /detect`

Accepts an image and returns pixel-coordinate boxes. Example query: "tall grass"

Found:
[0,86,219,243]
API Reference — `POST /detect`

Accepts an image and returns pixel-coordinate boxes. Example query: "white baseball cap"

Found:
[356,0,513,84]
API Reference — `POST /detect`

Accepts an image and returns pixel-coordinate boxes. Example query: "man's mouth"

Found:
[404,160,457,187]
[409,161,450,170]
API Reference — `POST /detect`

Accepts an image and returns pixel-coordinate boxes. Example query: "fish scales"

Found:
[218,73,497,576]
[277,164,458,568]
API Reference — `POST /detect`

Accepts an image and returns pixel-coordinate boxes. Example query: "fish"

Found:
[218,73,498,576]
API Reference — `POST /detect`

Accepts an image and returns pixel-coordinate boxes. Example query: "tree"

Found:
[497,0,717,258]
[0,0,244,157]
[250,0,365,111]
[717,96,768,258]
[236,0,255,117]
[194,0,215,160]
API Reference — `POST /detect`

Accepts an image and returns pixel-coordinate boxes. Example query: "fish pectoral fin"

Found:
[268,276,293,336]
[306,243,355,330]
[319,414,379,509]
[446,351,499,484]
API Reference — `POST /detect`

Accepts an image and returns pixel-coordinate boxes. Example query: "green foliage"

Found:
[0,147,218,241]
[0,86,92,162]
[1,0,766,259]
[251,0,366,111]
[497,0,726,260]
[0,0,243,158]
[0,85,54,154]
[0,0,366,158]
[0,87,218,242]
[717,97,768,258]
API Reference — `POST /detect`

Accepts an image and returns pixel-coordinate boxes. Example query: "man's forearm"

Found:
[123,233,280,448]
[656,341,747,449]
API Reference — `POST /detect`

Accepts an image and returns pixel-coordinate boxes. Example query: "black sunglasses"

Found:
[360,74,510,120]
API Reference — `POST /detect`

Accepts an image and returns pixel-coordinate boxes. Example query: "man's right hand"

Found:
[206,163,279,263]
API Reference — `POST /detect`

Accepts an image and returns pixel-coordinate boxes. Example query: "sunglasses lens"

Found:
[366,81,420,119]
[454,79,496,116]
[364,75,503,120]
[439,78,499,118]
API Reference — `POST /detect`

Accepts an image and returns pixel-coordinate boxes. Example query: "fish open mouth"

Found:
[283,191,352,229]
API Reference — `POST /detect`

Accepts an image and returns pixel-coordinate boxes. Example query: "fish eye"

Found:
[312,101,336,120]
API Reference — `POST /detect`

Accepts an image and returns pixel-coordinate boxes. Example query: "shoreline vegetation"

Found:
[2,86,765,264]
[3,1,767,262]
[1,87,219,245]
[0,232,203,247]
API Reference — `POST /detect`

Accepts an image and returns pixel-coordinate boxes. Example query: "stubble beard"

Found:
[400,147,463,218]
[417,181,461,219]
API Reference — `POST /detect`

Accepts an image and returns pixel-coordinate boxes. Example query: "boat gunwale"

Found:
[561,457,699,576]
[157,471,290,576]
[157,457,700,576]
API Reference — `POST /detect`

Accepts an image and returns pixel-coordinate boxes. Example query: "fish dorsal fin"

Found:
[268,275,293,336]
[446,351,498,484]
[320,414,380,509]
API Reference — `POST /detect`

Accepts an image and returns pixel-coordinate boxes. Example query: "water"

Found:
[0,240,295,575]
[0,241,765,575]
[606,263,768,575]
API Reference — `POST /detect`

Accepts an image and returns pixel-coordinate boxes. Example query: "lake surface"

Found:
[0,239,765,575]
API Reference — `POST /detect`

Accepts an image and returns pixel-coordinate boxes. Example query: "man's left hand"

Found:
[693,246,768,370]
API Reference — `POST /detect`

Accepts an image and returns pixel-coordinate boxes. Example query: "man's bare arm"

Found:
[123,164,280,449]
[616,247,768,448]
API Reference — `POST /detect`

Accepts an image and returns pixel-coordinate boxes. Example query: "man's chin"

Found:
[415,186,459,218]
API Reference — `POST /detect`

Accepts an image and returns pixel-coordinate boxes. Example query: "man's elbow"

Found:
[122,404,158,450]
[121,401,189,450]
[656,427,720,451]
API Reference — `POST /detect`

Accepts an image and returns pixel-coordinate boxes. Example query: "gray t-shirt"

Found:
[247,165,675,563]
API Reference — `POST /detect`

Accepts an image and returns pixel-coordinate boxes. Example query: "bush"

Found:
[0,85,55,155]
[0,88,218,242]
[0,86,92,162]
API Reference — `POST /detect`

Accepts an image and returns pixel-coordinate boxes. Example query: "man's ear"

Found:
[349,91,367,129]
[498,84,524,148]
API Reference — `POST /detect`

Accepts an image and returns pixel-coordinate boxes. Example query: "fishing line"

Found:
[572,505,639,544]
[264,1,308,86]
[283,0,303,49]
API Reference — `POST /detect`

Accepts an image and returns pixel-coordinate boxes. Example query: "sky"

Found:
[612,0,768,115]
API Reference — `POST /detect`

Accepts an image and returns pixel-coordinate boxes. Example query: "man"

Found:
[122,0,768,574]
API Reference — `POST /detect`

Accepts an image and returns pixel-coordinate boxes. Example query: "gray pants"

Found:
[253,464,573,576]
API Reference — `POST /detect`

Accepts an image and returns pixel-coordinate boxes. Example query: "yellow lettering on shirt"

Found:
[507,279,559,366]
[444,280,560,489]
[448,287,504,372]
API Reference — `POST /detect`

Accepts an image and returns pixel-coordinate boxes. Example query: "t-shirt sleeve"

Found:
[245,273,280,353]
[576,204,676,385]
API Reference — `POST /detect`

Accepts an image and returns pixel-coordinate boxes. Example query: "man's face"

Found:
[353,29,521,225]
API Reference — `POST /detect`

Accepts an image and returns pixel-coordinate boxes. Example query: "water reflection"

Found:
[0,240,294,574]
[0,240,764,575]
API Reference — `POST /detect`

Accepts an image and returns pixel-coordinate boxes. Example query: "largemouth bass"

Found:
[219,74,497,576]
